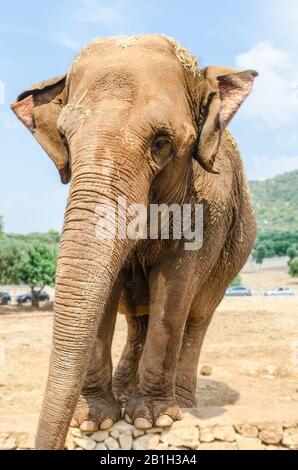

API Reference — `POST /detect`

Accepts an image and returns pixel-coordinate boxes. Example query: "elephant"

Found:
[11,34,258,450]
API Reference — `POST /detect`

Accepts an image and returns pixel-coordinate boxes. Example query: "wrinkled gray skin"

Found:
[11,35,257,449]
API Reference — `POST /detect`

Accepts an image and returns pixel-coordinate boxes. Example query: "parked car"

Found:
[265,287,294,296]
[0,291,11,305]
[16,291,50,304]
[225,286,252,297]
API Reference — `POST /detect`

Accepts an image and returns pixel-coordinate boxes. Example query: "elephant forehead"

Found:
[69,36,196,98]
[87,71,137,103]
[68,61,187,118]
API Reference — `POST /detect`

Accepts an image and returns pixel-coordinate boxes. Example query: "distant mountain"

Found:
[249,170,298,232]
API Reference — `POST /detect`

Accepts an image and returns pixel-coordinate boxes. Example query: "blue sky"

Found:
[0,0,297,233]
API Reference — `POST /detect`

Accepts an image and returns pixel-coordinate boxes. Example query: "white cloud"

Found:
[73,0,128,31]
[52,0,129,52]
[252,154,298,180]
[236,42,298,128]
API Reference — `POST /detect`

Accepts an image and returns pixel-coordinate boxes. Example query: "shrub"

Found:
[289,257,298,277]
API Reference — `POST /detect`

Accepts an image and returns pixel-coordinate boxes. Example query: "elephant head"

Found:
[11,35,257,449]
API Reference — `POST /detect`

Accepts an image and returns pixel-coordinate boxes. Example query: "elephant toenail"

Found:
[80,420,98,432]
[155,415,174,427]
[134,417,152,429]
[100,418,114,430]
[124,413,132,424]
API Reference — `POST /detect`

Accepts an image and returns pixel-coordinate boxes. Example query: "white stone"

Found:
[199,428,214,443]
[0,433,17,450]
[109,420,134,432]
[65,436,77,450]
[161,426,199,449]
[234,423,259,438]
[282,427,298,450]
[160,430,168,444]
[91,430,109,442]
[282,420,297,429]
[74,436,96,450]
[147,434,160,450]
[133,434,160,450]
[104,437,120,450]
[110,430,120,440]
[71,428,83,437]
[213,425,236,442]
[119,432,133,450]
[133,429,145,438]
[18,433,35,449]
[96,442,107,450]
[145,427,163,434]
[259,425,283,445]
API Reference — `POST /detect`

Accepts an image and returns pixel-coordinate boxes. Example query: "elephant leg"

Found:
[71,278,122,432]
[113,314,148,406]
[175,307,214,408]
[124,256,197,429]
[176,251,244,408]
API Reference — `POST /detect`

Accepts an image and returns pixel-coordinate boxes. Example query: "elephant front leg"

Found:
[113,314,148,405]
[71,279,122,432]
[124,261,195,429]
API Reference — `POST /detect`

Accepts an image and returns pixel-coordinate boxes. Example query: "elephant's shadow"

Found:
[188,378,240,419]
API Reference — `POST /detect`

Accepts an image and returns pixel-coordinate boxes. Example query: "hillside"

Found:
[1,172,297,243]
[249,170,298,232]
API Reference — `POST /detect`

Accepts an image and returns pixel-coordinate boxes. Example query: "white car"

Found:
[225,286,252,297]
[264,287,294,296]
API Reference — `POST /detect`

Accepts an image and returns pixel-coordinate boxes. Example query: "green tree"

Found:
[254,244,267,265]
[287,245,298,261]
[0,215,3,234]
[289,257,298,277]
[0,237,27,284]
[253,231,298,260]
[20,243,57,307]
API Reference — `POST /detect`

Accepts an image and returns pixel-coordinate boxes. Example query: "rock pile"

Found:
[1,414,298,450]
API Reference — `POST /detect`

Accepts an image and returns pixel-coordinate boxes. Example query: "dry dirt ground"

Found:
[1,259,298,433]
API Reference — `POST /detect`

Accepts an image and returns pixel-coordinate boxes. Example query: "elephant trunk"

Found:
[36,155,148,449]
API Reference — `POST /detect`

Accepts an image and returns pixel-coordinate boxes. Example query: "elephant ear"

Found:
[11,75,71,184]
[195,66,258,174]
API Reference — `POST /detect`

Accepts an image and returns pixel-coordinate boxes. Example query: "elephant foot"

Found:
[71,392,121,432]
[175,384,197,408]
[124,393,182,429]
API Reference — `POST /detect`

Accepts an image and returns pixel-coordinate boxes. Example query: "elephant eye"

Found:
[151,135,173,163]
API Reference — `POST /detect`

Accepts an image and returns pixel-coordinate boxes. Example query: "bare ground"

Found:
[1,260,298,433]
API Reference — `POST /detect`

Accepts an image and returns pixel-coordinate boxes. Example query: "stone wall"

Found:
[1,414,298,450]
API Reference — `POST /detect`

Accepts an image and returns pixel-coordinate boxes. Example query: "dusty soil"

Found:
[1,259,298,433]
